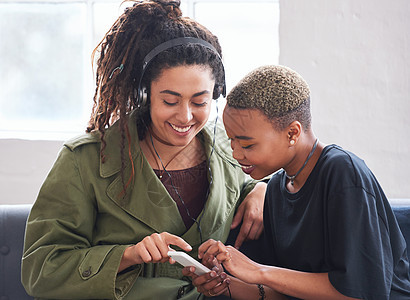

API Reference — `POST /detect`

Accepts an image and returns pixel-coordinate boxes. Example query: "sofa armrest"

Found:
[0,204,34,300]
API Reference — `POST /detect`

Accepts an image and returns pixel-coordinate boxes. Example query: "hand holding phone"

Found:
[168,251,211,275]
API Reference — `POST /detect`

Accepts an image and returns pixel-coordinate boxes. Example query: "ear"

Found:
[287,121,302,146]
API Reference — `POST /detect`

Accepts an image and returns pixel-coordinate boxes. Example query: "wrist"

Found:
[119,245,138,272]
[221,275,233,297]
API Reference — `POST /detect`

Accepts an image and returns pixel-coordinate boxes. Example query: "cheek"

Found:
[195,105,212,123]
[247,152,266,165]
[247,146,273,165]
[150,105,171,125]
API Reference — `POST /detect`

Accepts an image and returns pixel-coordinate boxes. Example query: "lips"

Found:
[240,164,255,175]
[169,123,192,133]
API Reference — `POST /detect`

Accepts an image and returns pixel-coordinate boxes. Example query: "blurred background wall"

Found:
[279,0,410,204]
[0,0,409,204]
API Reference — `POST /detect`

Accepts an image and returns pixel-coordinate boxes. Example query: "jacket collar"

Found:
[102,112,239,241]
[99,112,239,178]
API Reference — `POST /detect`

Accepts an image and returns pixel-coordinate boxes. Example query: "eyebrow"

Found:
[160,90,211,98]
[227,133,253,140]
[235,136,254,140]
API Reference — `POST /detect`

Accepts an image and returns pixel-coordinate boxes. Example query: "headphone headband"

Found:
[142,37,222,70]
[136,37,226,107]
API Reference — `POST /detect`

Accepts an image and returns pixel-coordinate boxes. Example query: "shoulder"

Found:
[319,144,370,177]
[64,131,101,151]
[60,132,103,170]
[318,144,380,196]
[63,111,132,152]
[49,132,103,172]
[321,144,361,164]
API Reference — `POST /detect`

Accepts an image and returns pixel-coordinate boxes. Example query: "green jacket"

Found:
[22,111,256,300]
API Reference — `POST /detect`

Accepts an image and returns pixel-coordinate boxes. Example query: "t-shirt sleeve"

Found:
[327,186,393,299]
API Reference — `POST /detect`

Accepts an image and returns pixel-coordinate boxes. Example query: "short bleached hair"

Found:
[226,65,312,130]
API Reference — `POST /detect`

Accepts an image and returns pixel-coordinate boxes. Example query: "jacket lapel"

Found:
[179,125,239,246]
[103,113,239,242]
[101,112,186,234]
[106,159,186,234]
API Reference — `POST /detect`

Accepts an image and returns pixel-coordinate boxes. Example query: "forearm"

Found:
[22,244,132,299]
[257,266,359,300]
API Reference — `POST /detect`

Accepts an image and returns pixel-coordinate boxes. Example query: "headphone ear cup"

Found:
[212,86,220,100]
[213,85,225,100]
[136,85,148,107]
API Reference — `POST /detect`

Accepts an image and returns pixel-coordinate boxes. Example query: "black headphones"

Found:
[135,37,226,108]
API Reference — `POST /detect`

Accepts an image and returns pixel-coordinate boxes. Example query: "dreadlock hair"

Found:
[87,0,224,194]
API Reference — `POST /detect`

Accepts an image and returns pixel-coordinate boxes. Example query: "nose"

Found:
[176,103,193,124]
[231,140,245,161]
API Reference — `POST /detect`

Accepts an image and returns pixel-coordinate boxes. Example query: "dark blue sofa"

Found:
[1,204,409,300]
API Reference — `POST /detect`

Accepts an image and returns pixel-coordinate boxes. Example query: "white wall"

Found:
[0,139,63,204]
[0,0,409,204]
[279,0,410,200]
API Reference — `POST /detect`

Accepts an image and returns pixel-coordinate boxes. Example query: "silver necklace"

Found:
[285,139,318,185]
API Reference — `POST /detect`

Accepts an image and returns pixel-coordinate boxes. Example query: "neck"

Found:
[285,137,320,187]
[148,127,174,146]
[142,129,201,171]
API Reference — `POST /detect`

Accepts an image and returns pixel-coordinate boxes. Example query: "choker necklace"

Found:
[285,139,318,185]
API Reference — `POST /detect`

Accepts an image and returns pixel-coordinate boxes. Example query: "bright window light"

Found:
[0,0,279,140]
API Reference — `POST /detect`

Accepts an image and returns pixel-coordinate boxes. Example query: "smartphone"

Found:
[167,251,211,275]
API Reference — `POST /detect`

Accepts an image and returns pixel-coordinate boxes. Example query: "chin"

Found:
[249,173,264,180]
[250,169,273,180]
[172,135,196,147]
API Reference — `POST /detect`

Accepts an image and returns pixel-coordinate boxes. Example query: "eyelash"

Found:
[162,100,208,107]
[193,101,208,107]
[163,100,177,106]
[228,138,253,149]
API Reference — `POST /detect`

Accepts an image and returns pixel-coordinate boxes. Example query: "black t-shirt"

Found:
[262,145,410,299]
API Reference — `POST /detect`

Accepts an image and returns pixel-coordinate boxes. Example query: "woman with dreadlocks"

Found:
[21,1,266,299]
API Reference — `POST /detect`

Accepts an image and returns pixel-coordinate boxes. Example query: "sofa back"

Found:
[394,206,410,259]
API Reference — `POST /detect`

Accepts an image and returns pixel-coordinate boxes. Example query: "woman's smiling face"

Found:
[149,64,215,146]
[223,106,291,179]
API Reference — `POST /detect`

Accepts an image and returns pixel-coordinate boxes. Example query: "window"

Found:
[0,0,279,140]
